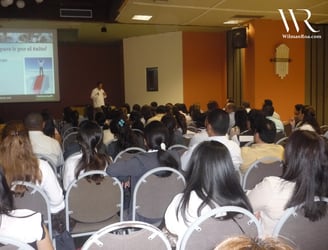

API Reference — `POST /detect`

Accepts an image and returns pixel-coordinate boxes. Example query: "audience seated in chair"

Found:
[164,140,252,242]
[106,121,181,221]
[107,115,145,160]
[240,118,284,174]
[181,109,242,173]
[62,120,112,191]
[25,112,64,169]
[0,120,65,216]
[247,130,328,236]
[0,166,54,250]
[297,105,321,134]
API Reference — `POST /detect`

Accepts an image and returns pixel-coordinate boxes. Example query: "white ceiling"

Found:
[0,0,327,43]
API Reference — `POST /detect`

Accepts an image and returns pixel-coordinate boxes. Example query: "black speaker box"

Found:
[232,27,247,48]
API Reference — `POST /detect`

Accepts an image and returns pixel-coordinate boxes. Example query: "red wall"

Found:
[0,42,124,121]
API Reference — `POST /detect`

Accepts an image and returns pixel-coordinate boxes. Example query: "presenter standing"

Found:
[90,81,108,112]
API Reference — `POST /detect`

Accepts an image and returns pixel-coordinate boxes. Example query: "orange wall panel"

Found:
[182,32,227,110]
[246,20,305,121]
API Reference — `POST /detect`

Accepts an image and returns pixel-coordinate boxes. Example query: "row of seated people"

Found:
[0,111,327,249]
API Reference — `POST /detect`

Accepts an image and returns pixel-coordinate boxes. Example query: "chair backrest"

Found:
[35,154,61,180]
[65,170,124,237]
[62,131,79,153]
[242,156,283,191]
[132,167,186,225]
[0,236,34,250]
[113,147,146,163]
[272,197,328,250]
[177,206,262,250]
[11,181,53,239]
[81,221,172,250]
[62,126,79,139]
[275,136,288,146]
[168,144,188,156]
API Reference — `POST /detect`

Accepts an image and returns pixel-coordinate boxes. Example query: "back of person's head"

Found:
[77,120,103,152]
[94,111,106,127]
[76,120,109,181]
[263,99,273,106]
[63,106,73,123]
[248,109,266,132]
[234,108,249,132]
[0,166,14,215]
[143,121,179,171]
[225,102,237,113]
[0,120,40,187]
[214,236,294,250]
[109,117,139,149]
[241,101,250,109]
[129,110,145,131]
[295,104,303,112]
[156,105,167,114]
[207,100,219,112]
[161,113,177,146]
[206,109,230,135]
[262,105,274,117]
[141,104,154,122]
[283,130,328,221]
[144,121,169,151]
[132,104,141,112]
[300,105,320,133]
[179,140,252,222]
[24,112,43,131]
[254,118,276,143]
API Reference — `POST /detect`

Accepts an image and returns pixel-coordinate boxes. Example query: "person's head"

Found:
[161,114,177,146]
[144,121,169,150]
[97,81,103,89]
[24,112,43,131]
[263,99,273,106]
[179,141,252,222]
[0,120,41,186]
[241,101,251,110]
[283,130,328,221]
[0,166,14,215]
[214,236,294,250]
[77,120,103,152]
[225,102,236,114]
[254,118,276,143]
[207,100,219,112]
[109,116,139,149]
[262,105,274,117]
[75,120,109,180]
[144,121,179,171]
[300,105,321,133]
[234,108,249,132]
[206,109,230,136]
[294,104,304,123]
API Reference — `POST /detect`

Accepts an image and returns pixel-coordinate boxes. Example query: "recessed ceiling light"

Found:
[224,20,241,25]
[132,15,152,21]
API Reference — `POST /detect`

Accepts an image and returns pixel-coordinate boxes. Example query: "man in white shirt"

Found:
[181,109,242,172]
[90,81,107,110]
[25,112,64,169]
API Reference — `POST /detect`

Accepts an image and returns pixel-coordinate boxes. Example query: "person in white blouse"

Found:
[247,130,328,236]
[62,120,111,191]
[164,140,252,241]
[90,81,107,110]
[0,120,64,215]
[0,167,53,249]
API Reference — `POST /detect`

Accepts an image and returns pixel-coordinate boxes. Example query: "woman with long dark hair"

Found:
[165,140,252,240]
[62,120,111,191]
[247,130,328,236]
[106,121,181,220]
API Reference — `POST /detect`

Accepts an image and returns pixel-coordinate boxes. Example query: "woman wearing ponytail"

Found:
[106,121,181,220]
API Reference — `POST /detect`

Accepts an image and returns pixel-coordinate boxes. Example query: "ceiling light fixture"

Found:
[132,15,152,21]
[0,0,44,8]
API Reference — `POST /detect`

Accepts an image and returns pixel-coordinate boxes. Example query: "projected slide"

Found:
[0,29,60,103]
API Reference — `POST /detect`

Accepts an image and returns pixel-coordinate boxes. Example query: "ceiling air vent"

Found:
[60,8,93,19]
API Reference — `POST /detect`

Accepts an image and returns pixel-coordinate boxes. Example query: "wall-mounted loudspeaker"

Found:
[232,27,247,48]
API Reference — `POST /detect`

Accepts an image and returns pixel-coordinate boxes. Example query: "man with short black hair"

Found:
[240,118,284,174]
[181,109,242,173]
